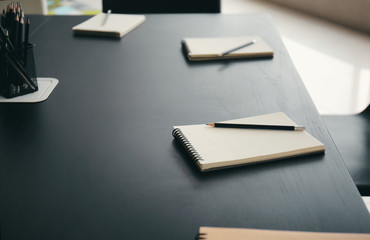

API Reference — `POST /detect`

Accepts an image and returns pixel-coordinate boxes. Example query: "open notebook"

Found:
[182,36,274,61]
[198,227,370,240]
[72,13,145,38]
[172,112,325,171]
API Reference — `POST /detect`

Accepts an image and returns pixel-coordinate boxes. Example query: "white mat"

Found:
[0,78,59,103]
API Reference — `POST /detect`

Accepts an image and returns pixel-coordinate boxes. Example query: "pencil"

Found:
[24,17,29,45]
[206,122,305,131]
[18,16,23,50]
[218,39,257,56]
[1,10,5,28]
[102,9,111,26]
[23,18,30,65]
[3,29,14,50]
[14,13,19,48]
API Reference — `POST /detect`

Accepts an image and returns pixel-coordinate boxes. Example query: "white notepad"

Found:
[72,13,145,38]
[182,36,274,61]
[173,112,325,171]
[199,227,370,240]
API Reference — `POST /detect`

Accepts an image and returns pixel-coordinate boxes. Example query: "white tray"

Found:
[0,78,59,103]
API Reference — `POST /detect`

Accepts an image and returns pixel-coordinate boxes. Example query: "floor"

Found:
[49,0,370,212]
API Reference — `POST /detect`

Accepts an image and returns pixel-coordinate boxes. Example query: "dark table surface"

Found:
[1,14,370,240]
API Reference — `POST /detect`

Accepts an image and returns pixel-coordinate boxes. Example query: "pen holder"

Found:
[0,44,38,98]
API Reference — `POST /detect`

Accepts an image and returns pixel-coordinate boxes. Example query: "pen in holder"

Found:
[0,2,38,98]
[0,43,38,98]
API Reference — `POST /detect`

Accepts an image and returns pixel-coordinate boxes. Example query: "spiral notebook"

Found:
[198,227,370,240]
[182,36,274,61]
[72,13,145,38]
[172,112,325,172]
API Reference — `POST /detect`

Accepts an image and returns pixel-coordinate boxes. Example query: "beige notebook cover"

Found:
[72,13,145,38]
[172,112,325,171]
[198,227,370,240]
[182,36,274,61]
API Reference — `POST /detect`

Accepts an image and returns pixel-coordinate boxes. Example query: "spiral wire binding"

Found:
[196,233,207,240]
[172,128,203,162]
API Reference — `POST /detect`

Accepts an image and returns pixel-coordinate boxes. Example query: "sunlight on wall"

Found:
[283,36,370,115]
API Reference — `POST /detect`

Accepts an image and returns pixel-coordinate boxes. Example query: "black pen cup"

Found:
[0,44,38,98]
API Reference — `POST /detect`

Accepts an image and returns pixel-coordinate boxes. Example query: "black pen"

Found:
[218,39,257,56]
[206,122,305,131]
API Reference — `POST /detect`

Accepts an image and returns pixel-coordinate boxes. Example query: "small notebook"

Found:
[72,13,145,38]
[182,36,274,61]
[172,112,325,171]
[198,227,370,240]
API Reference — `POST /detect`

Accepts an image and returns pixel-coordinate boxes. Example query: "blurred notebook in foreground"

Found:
[198,227,370,240]
[72,13,145,38]
[172,112,325,172]
[182,36,273,61]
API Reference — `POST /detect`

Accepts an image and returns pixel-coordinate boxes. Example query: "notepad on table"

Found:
[72,13,145,38]
[198,227,370,240]
[182,36,274,61]
[172,112,325,172]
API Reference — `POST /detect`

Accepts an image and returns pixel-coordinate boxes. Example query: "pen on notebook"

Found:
[218,39,257,56]
[206,122,306,131]
[102,9,111,26]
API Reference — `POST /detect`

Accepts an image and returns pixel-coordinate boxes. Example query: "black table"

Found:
[1,14,370,240]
